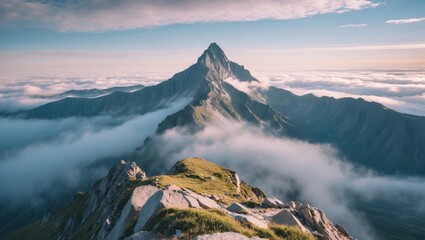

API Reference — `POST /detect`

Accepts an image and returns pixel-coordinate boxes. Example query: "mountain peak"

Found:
[206,42,225,55]
[197,42,229,66]
[196,43,258,82]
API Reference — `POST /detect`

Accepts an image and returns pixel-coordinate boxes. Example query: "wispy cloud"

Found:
[337,23,368,28]
[0,0,381,32]
[386,17,425,24]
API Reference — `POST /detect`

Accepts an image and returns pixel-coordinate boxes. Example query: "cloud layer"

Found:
[386,17,425,24]
[0,73,167,112]
[257,70,425,116]
[148,122,425,240]
[0,98,190,206]
[0,0,380,32]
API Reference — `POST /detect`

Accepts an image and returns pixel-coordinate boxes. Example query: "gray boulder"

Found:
[181,188,221,209]
[134,189,190,232]
[106,185,160,240]
[272,209,308,232]
[262,197,284,208]
[232,214,268,229]
[227,202,251,214]
[300,207,314,227]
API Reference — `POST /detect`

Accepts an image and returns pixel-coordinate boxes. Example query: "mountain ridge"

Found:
[3,157,352,240]
[261,86,425,175]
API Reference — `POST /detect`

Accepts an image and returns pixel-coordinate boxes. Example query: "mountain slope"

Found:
[3,158,352,240]
[262,87,425,175]
[20,43,304,138]
[19,65,206,118]
[39,85,145,99]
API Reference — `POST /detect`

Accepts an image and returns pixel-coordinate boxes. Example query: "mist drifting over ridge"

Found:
[0,98,191,206]
[144,121,425,240]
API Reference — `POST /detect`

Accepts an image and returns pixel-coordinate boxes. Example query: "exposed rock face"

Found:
[309,208,351,240]
[178,187,222,210]
[300,207,314,227]
[231,213,268,229]
[262,197,284,208]
[133,187,190,232]
[87,161,146,240]
[272,209,308,232]
[105,185,160,240]
[51,160,146,240]
[85,160,146,219]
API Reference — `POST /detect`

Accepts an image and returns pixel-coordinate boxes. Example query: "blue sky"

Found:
[0,0,424,74]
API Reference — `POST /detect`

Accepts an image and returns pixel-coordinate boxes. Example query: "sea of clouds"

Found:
[256,70,425,116]
[3,70,424,116]
[0,70,424,238]
[0,73,169,112]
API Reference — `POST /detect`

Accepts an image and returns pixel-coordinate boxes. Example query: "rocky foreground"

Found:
[4,157,353,240]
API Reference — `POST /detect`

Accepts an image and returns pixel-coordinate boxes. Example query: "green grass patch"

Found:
[143,208,316,240]
[270,224,315,240]
[154,157,261,205]
[144,208,255,238]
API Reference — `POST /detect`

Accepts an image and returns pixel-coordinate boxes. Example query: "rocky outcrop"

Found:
[262,197,284,208]
[87,161,146,240]
[272,209,308,232]
[133,185,190,232]
[8,158,353,240]
[105,185,159,240]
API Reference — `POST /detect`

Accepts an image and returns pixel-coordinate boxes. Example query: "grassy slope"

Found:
[3,193,88,240]
[153,157,264,205]
[144,208,314,240]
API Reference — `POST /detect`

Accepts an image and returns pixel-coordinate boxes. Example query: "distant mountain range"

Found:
[13,43,425,176]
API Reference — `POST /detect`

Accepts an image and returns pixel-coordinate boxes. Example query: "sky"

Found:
[0,0,425,75]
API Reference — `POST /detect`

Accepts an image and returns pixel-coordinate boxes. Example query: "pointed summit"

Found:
[197,42,229,65]
[197,43,231,80]
[196,43,257,82]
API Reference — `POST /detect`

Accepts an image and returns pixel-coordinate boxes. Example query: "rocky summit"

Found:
[4,157,353,240]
